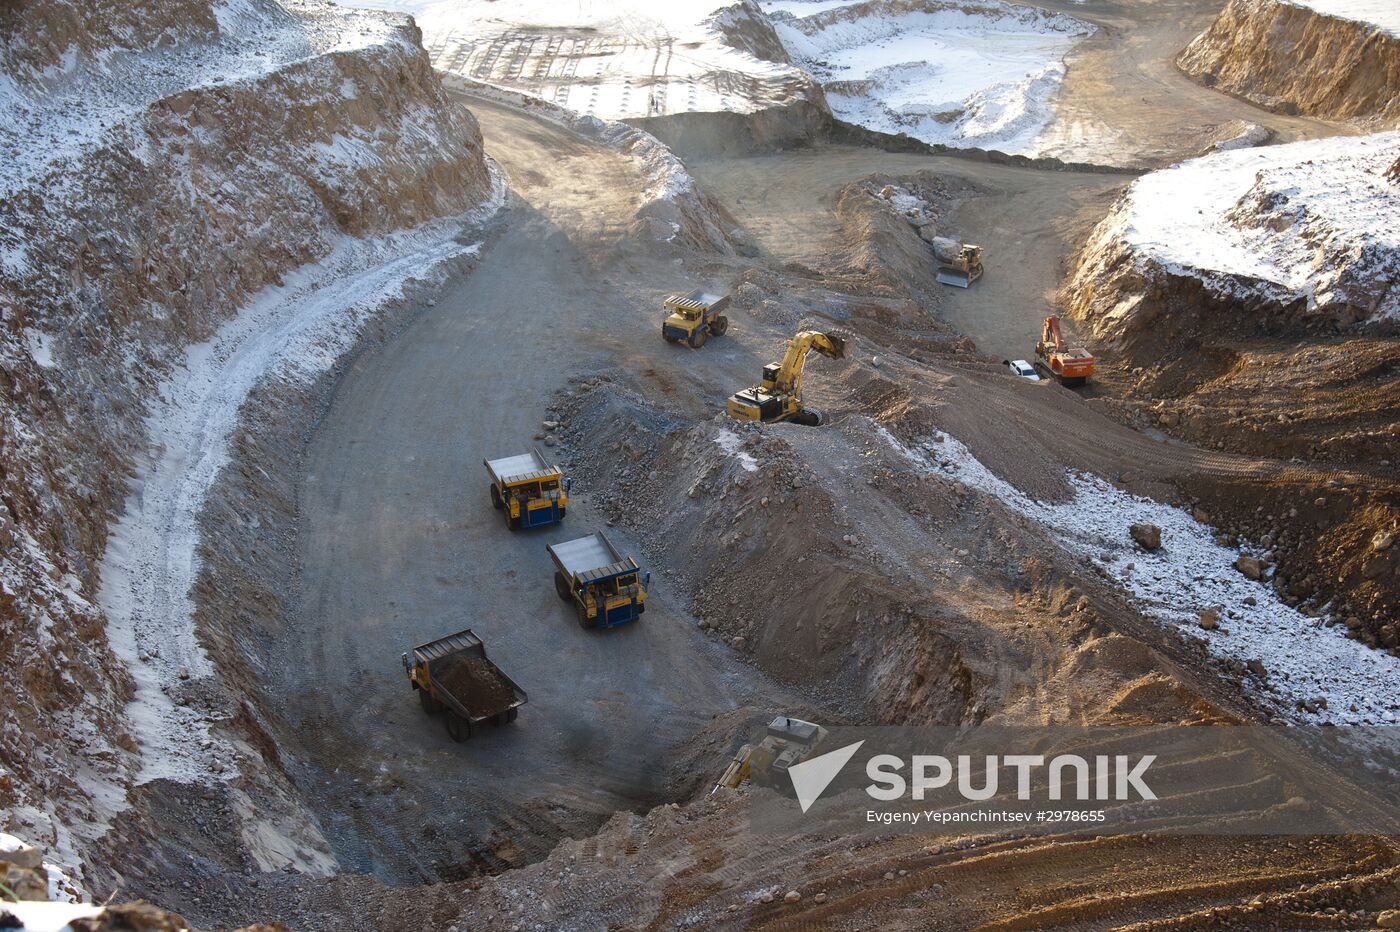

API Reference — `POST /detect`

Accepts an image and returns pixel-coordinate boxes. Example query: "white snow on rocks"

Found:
[98,174,502,787]
[1284,0,1400,37]
[332,0,809,119]
[1103,130,1400,323]
[763,0,1094,153]
[878,426,1400,727]
[0,833,83,903]
[0,0,411,201]
[714,428,760,472]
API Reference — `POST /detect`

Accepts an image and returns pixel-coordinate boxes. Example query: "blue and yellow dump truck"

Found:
[485,449,569,530]
[548,532,649,630]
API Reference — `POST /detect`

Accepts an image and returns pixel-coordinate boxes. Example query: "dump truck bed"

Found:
[410,628,527,723]
[485,449,556,485]
[664,288,730,313]
[548,531,635,582]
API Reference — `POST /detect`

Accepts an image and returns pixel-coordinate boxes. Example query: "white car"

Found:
[1004,359,1040,381]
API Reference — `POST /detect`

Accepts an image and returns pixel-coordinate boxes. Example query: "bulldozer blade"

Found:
[937,268,971,288]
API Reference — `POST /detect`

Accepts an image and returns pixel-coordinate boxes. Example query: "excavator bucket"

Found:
[825,332,848,359]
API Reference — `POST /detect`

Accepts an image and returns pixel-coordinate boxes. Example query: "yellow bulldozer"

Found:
[726,329,847,426]
[713,716,829,793]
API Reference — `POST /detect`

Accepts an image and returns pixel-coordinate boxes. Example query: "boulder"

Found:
[1130,523,1162,551]
[1198,609,1219,631]
[1235,554,1266,580]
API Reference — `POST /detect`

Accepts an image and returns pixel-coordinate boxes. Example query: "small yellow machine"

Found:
[662,289,730,348]
[726,329,847,426]
[932,237,984,288]
[713,716,829,793]
[485,449,569,530]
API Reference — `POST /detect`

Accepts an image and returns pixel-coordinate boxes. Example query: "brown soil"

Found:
[432,654,516,717]
[1178,0,1400,127]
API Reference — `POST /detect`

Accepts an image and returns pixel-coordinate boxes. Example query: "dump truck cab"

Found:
[662,289,730,348]
[485,449,569,530]
[548,532,649,630]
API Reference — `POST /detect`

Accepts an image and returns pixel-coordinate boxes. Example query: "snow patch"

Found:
[714,428,759,471]
[1283,0,1400,37]
[1114,130,1400,322]
[0,833,83,903]
[332,0,809,119]
[764,0,1093,154]
[878,426,1400,726]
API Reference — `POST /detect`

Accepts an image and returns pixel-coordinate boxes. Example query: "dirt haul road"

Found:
[688,147,1126,364]
[1030,0,1352,167]
[271,96,820,882]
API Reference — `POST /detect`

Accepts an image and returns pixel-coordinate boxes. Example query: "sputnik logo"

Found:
[788,740,865,813]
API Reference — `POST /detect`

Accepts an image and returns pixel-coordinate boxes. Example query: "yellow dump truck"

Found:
[403,628,528,742]
[485,449,569,530]
[547,531,649,630]
[662,289,730,348]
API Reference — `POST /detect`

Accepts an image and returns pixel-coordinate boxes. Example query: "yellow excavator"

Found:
[726,329,847,426]
[713,716,829,793]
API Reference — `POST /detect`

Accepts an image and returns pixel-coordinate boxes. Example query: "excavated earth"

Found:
[5,0,1400,929]
[172,97,1399,929]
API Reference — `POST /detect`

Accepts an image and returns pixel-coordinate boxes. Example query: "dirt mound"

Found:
[432,654,515,716]
[1178,0,1400,127]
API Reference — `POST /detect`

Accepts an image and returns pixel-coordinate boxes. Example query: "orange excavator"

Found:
[1034,315,1095,386]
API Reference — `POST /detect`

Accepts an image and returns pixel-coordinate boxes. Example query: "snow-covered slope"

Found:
[1285,0,1400,36]
[763,0,1094,153]
[0,0,492,894]
[880,428,1400,727]
[331,0,818,119]
[1065,131,1400,340]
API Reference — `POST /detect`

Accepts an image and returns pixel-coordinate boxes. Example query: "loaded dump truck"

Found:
[403,628,527,742]
[485,449,569,530]
[548,531,649,630]
[932,237,984,288]
[662,289,730,348]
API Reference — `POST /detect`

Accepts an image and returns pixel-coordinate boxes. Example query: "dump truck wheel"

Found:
[445,713,467,743]
[490,486,503,510]
[692,329,707,348]
[419,689,441,714]
[506,512,519,531]
[506,708,519,723]
[558,506,566,519]
[577,604,595,629]
[711,315,728,336]
[554,571,571,600]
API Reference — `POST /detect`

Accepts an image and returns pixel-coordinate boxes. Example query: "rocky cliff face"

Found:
[1059,132,1399,649]
[1178,0,1400,127]
[0,0,489,889]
